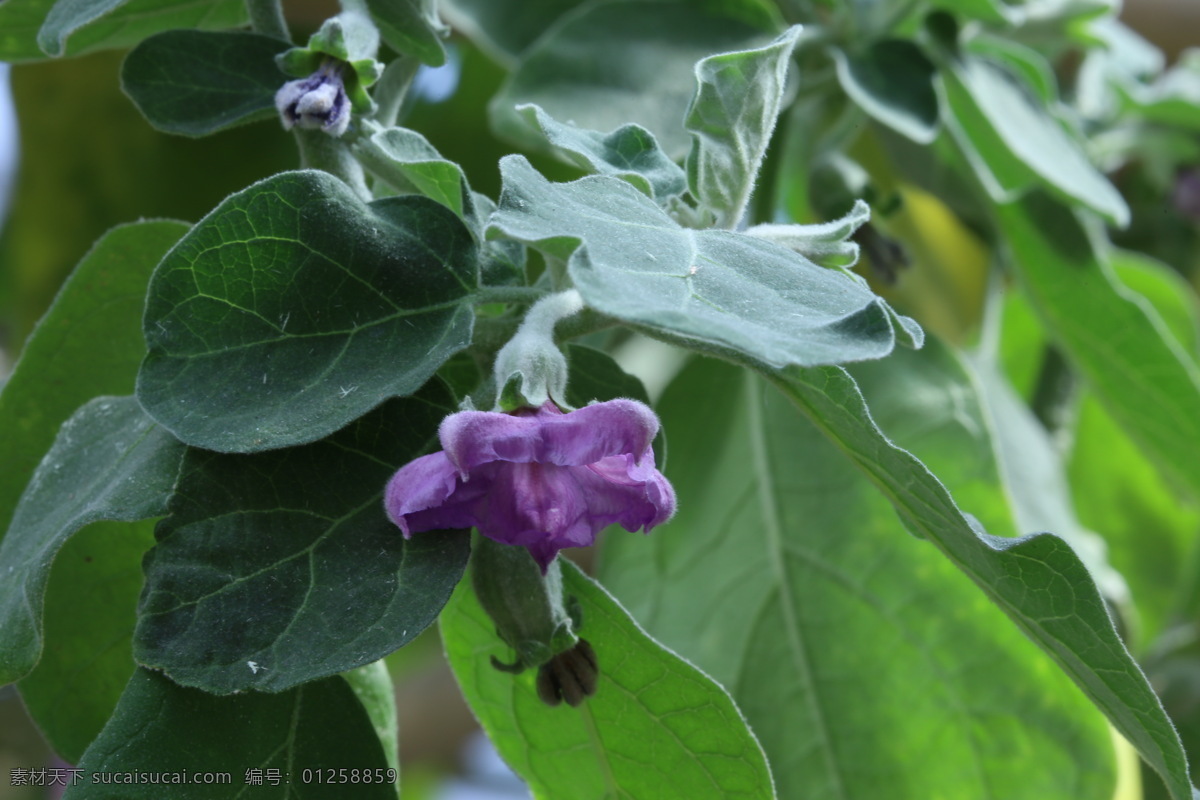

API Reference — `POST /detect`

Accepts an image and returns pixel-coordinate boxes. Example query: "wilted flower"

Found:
[385,399,675,571]
[275,61,351,137]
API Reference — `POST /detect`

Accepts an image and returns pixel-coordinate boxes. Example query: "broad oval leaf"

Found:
[134,383,470,694]
[491,0,775,157]
[121,30,287,137]
[601,351,1116,799]
[833,39,939,145]
[441,559,776,799]
[489,156,913,368]
[0,397,185,685]
[66,669,396,799]
[137,170,478,453]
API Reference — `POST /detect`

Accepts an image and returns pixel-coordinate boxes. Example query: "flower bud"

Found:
[492,290,583,409]
[275,61,351,137]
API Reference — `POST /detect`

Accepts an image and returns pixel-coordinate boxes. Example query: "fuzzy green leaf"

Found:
[134,384,469,694]
[489,157,913,367]
[0,397,185,685]
[137,170,478,453]
[441,560,776,799]
[121,30,287,137]
[685,26,801,227]
[66,669,396,798]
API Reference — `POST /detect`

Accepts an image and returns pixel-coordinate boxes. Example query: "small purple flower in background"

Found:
[1173,167,1200,223]
[385,399,675,571]
[275,61,351,137]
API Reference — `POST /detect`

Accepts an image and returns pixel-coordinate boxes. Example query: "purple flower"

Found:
[385,399,675,571]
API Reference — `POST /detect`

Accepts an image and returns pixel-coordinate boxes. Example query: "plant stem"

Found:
[294,129,371,200]
[244,0,290,42]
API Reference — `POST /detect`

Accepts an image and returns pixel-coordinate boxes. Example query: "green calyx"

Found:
[470,535,581,674]
[276,10,383,113]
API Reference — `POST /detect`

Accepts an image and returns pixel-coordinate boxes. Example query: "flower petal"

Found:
[384,451,467,536]
[439,399,660,471]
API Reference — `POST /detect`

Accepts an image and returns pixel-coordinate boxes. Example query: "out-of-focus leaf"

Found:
[833,39,939,144]
[18,519,156,763]
[441,559,776,800]
[0,397,185,685]
[365,0,447,66]
[602,352,1116,799]
[685,26,801,227]
[489,157,916,367]
[491,0,774,157]
[765,364,1194,800]
[66,669,396,798]
[137,170,478,453]
[996,193,1200,501]
[0,221,186,539]
[134,385,470,694]
[0,0,246,61]
[941,54,1129,225]
[121,30,287,137]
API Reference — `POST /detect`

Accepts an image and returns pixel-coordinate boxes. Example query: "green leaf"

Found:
[0,220,186,541]
[0,397,186,685]
[996,193,1200,501]
[364,0,447,66]
[602,351,1118,798]
[491,0,775,158]
[1117,49,1200,130]
[768,364,1194,800]
[439,0,588,63]
[66,669,396,799]
[120,30,287,137]
[8,0,246,60]
[744,198,869,269]
[488,156,912,367]
[833,39,939,145]
[516,104,687,201]
[940,54,1129,225]
[354,125,471,217]
[964,34,1059,104]
[440,559,776,800]
[1066,251,1200,645]
[133,385,471,694]
[137,170,478,453]
[564,344,652,408]
[342,660,401,777]
[18,519,156,763]
[685,26,801,228]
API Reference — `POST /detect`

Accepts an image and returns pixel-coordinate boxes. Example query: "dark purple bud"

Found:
[536,639,599,707]
[384,399,676,572]
[275,61,351,137]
